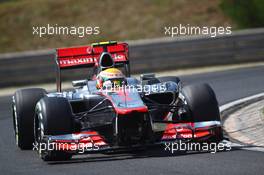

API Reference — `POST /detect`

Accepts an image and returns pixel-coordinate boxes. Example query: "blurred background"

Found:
[0,0,264,88]
[2,0,263,53]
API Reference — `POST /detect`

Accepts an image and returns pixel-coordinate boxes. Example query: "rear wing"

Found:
[56,41,129,69]
[55,41,129,92]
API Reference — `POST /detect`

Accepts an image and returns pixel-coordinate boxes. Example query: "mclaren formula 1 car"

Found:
[12,41,223,161]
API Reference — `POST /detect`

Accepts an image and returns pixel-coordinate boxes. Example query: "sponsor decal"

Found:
[60,57,94,67]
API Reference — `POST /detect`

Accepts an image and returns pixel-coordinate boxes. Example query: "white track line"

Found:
[220,92,264,152]
[220,92,264,112]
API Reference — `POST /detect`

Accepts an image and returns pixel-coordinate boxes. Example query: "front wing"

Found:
[39,121,222,154]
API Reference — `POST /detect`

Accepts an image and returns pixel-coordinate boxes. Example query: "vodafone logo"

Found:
[113,54,125,60]
[60,57,94,66]
[178,133,196,138]
[163,135,177,139]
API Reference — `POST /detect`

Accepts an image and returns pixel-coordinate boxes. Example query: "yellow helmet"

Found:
[96,68,125,89]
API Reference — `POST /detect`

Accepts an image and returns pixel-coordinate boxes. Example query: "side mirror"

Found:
[140,73,156,86]
[72,80,88,88]
[140,73,155,81]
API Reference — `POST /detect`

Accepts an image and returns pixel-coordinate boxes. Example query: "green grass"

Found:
[220,0,264,28]
[0,0,234,53]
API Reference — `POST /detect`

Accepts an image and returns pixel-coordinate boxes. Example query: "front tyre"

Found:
[12,88,46,150]
[182,83,220,122]
[182,83,223,142]
[35,97,74,161]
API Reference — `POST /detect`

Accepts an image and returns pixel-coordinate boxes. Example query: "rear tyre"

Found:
[182,83,223,142]
[35,97,74,161]
[12,88,46,150]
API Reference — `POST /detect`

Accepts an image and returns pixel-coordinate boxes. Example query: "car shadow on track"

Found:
[47,144,244,165]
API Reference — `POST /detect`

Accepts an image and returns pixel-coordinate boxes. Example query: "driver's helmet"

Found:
[96,68,125,89]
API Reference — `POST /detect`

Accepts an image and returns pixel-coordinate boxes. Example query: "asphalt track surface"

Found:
[1,65,264,175]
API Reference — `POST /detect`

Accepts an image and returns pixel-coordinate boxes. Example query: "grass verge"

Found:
[0,0,233,53]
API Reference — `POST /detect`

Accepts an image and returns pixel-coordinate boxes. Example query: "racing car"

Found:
[12,41,223,161]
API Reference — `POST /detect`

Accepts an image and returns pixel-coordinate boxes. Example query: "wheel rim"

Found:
[35,113,42,155]
[12,103,19,146]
